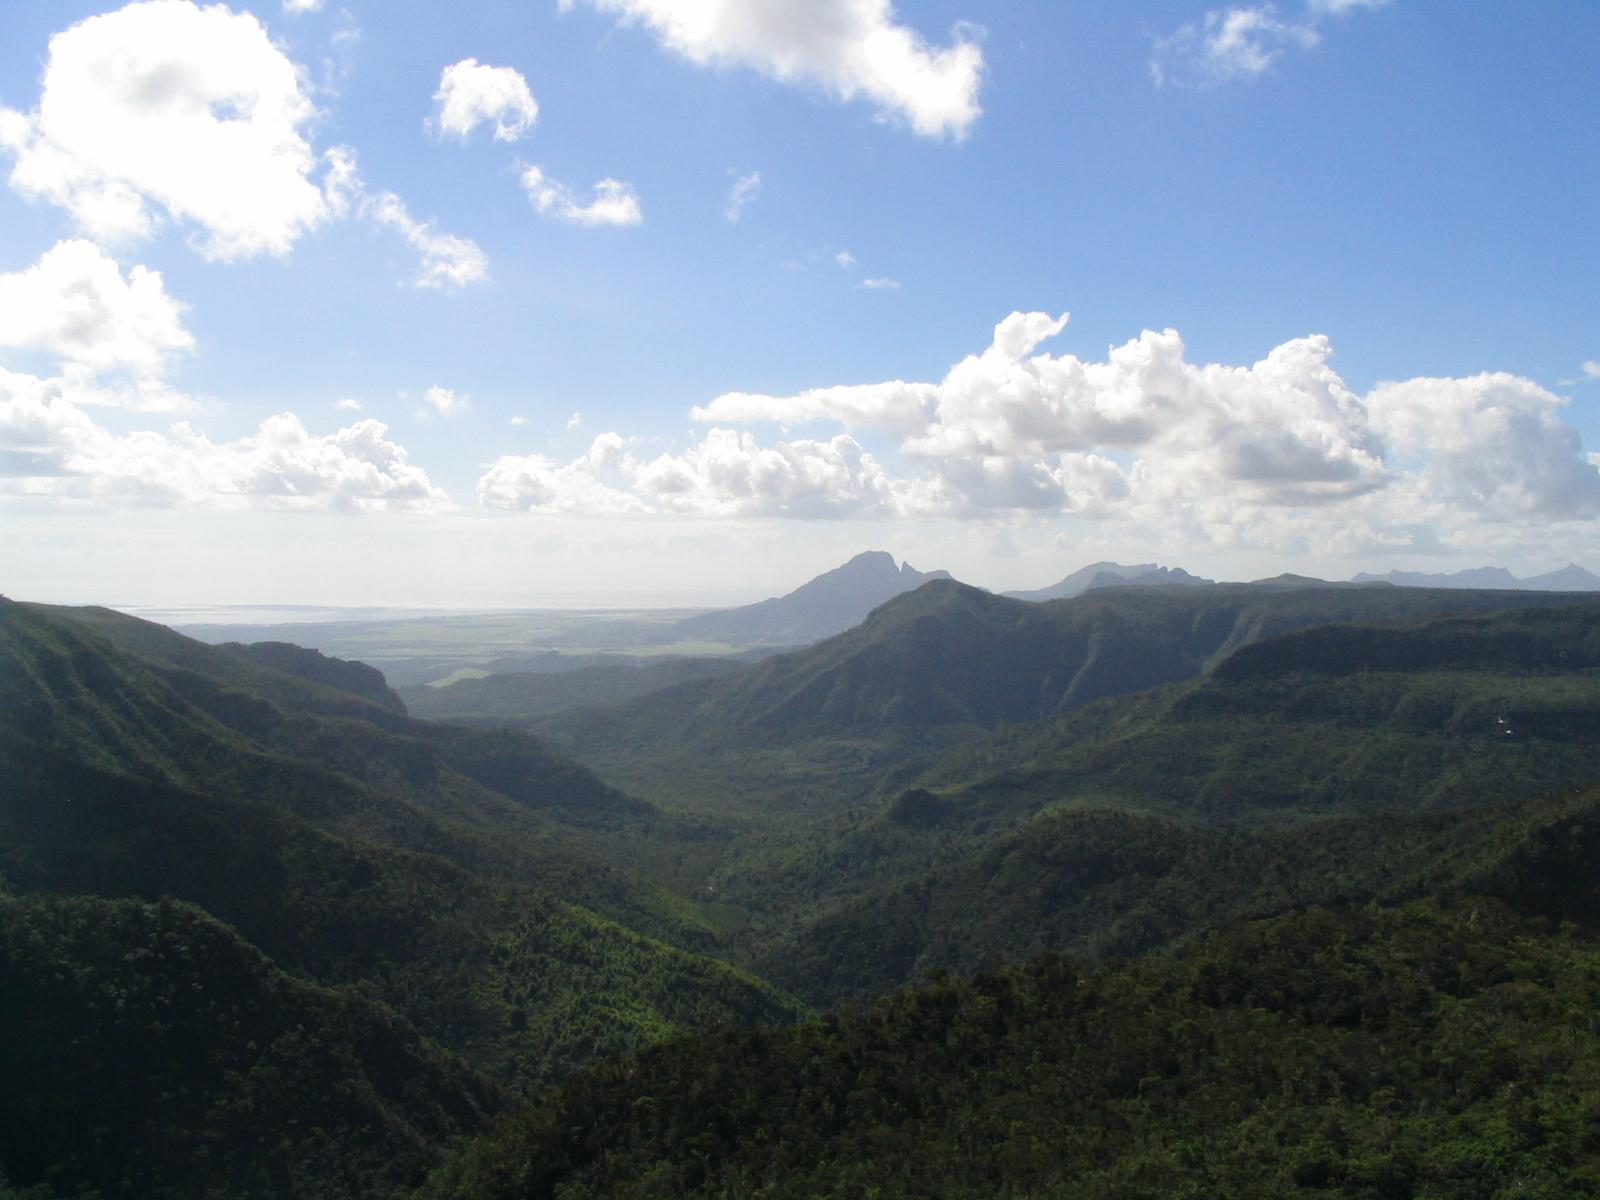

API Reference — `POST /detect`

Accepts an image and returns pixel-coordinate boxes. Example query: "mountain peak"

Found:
[668,551,959,646]
[1004,561,1210,602]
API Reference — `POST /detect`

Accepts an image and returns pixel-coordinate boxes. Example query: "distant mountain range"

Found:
[1003,561,1214,601]
[666,549,952,646]
[1350,563,1600,591]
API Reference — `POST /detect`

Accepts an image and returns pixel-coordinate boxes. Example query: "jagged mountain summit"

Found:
[667,550,953,646]
[1350,563,1600,591]
[1003,561,1214,602]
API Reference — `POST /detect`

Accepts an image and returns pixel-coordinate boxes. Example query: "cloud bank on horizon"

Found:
[475,312,1600,560]
[0,0,1596,594]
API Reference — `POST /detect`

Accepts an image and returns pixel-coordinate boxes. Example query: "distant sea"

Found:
[116,604,509,627]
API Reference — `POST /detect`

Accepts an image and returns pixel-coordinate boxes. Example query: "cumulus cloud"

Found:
[566,411,585,431]
[430,59,539,142]
[0,369,445,511]
[283,0,324,12]
[477,434,647,515]
[562,0,984,139]
[521,166,643,226]
[0,0,330,258]
[724,170,762,223]
[0,240,193,377]
[478,428,915,518]
[334,398,363,412]
[1366,373,1600,519]
[835,250,857,268]
[0,5,487,288]
[479,311,1600,560]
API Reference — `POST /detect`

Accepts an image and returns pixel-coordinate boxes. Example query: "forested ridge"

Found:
[4,587,1600,1198]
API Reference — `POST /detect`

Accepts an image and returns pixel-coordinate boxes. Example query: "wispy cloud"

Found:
[1150,1,1385,88]
[724,170,762,224]
[418,385,470,420]
[522,166,643,226]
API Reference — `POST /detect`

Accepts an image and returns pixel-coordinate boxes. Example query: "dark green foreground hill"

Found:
[421,893,1600,1199]
[7,590,1600,1199]
[0,599,803,1200]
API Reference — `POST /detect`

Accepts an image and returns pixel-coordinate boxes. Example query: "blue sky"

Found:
[1,0,1597,606]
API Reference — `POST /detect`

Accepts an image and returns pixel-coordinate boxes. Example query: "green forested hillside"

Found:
[755,790,1600,1005]
[8,591,1600,1199]
[0,599,805,1200]
[532,580,1596,815]
[399,655,744,724]
[0,891,499,1200]
[420,896,1600,1200]
[913,598,1600,825]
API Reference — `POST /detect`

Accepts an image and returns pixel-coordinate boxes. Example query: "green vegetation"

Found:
[401,656,743,723]
[1,892,498,1200]
[7,586,1600,1198]
[421,897,1600,1199]
[531,581,1597,815]
[0,599,805,1199]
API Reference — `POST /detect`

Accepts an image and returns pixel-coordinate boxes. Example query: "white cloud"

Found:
[283,0,324,12]
[835,250,857,268]
[430,59,539,142]
[858,277,900,290]
[1366,373,1600,519]
[1151,6,1318,87]
[1308,0,1388,14]
[724,170,761,223]
[335,398,363,412]
[605,311,1593,549]
[478,428,914,518]
[477,434,647,515]
[0,8,485,289]
[509,415,529,427]
[0,0,330,258]
[454,310,1597,565]
[364,189,491,288]
[0,240,192,377]
[694,380,938,439]
[1585,361,1600,380]
[626,429,911,517]
[521,166,643,227]
[566,411,585,431]
[0,370,445,511]
[420,385,470,419]
[322,146,487,288]
[562,0,984,139]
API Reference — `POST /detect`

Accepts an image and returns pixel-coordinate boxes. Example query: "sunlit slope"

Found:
[534,580,1597,813]
[914,598,1600,822]
[706,598,1600,999]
